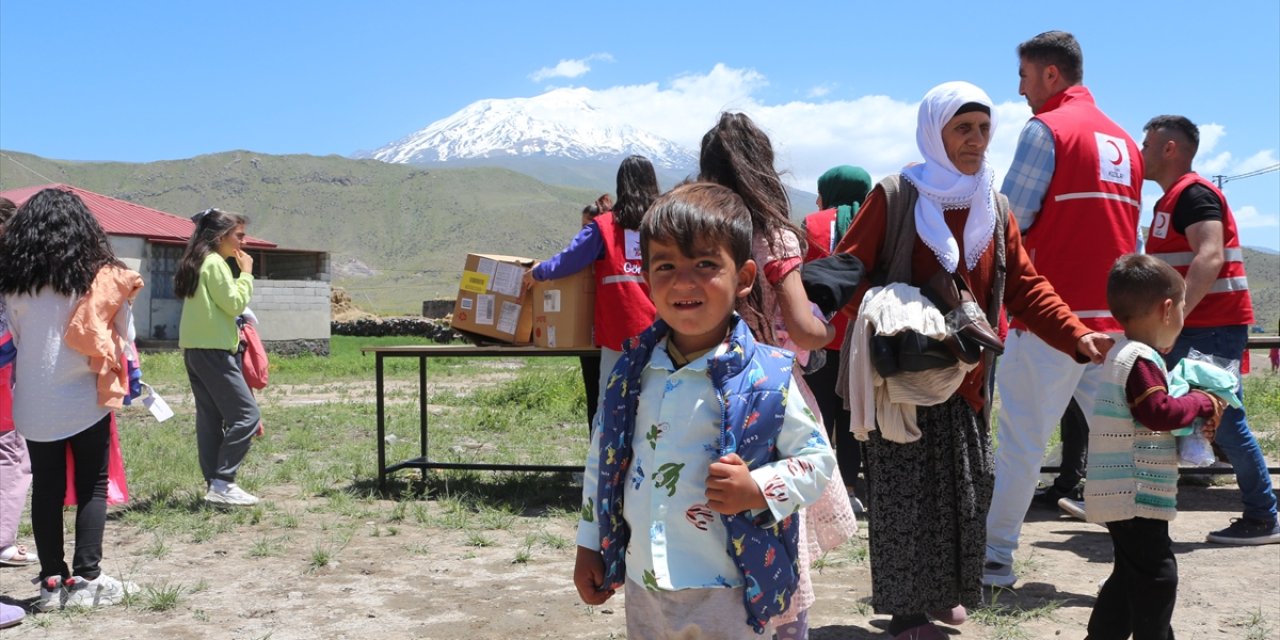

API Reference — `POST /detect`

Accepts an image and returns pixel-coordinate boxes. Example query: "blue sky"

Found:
[2,1,1277,250]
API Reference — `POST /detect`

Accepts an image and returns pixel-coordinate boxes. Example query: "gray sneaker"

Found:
[1205,517,1280,545]
[63,574,138,608]
[981,561,1017,588]
[205,483,259,506]
[32,575,65,612]
[1058,498,1088,521]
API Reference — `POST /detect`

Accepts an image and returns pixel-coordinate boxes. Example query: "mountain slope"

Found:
[0,150,599,312]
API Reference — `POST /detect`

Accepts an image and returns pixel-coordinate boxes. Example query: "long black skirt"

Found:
[864,394,993,614]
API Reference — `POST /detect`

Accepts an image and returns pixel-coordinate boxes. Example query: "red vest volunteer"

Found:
[1016,86,1143,334]
[1145,173,1253,328]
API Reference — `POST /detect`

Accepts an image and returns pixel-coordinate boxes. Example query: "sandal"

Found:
[0,544,38,567]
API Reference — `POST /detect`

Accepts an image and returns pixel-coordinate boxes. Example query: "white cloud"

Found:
[579,64,1031,190]
[529,53,615,82]
[807,84,833,98]
[1232,204,1280,229]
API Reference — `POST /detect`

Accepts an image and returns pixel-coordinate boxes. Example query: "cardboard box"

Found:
[531,266,595,349]
[450,254,535,344]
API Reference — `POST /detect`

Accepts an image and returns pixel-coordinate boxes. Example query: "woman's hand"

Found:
[235,250,254,276]
[521,265,539,292]
[705,453,768,514]
[1076,332,1114,364]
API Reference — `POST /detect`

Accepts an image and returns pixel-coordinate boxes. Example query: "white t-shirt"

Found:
[5,289,111,441]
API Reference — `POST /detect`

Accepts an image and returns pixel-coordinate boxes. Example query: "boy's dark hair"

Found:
[1107,253,1185,323]
[639,182,753,268]
[1144,115,1200,156]
[613,155,660,230]
[0,196,16,229]
[174,208,250,298]
[0,188,124,297]
[1018,30,1083,85]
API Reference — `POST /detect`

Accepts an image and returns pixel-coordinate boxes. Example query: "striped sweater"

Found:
[1084,338,1180,523]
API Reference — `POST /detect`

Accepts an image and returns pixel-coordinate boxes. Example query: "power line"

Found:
[1212,163,1280,188]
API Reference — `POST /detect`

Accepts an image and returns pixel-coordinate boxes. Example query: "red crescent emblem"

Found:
[1106,139,1123,165]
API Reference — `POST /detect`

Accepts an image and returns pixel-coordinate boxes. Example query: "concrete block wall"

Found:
[251,280,332,342]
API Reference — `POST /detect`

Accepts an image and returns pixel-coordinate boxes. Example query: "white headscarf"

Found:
[900,81,998,273]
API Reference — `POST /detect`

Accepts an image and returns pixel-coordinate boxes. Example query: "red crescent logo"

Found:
[1106,139,1123,165]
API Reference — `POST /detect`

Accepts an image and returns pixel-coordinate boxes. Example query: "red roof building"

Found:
[0,183,330,352]
[0,183,276,248]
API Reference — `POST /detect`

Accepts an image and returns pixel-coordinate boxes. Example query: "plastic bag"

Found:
[1172,348,1239,466]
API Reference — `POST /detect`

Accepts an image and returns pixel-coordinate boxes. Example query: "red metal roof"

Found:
[0,183,277,248]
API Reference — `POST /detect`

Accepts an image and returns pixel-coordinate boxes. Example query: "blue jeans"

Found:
[1165,325,1278,522]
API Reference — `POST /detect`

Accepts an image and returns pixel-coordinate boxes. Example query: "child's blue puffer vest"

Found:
[594,314,800,633]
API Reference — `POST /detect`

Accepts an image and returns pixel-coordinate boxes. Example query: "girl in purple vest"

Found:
[523,156,660,416]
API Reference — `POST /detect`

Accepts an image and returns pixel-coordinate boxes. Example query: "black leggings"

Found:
[26,413,111,581]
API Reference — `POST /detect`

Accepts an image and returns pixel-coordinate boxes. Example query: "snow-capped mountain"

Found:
[364,88,696,170]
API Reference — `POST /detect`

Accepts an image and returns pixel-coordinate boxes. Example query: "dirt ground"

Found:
[0,377,1276,638]
[0,479,1276,639]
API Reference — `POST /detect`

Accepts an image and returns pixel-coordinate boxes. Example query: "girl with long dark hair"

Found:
[0,188,139,610]
[175,208,261,507]
[699,112,855,639]
[522,155,661,426]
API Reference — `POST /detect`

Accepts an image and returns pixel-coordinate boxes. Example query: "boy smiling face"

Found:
[644,238,756,355]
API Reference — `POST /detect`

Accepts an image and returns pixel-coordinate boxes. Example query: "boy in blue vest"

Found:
[1083,254,1227,639]
[573,182,836,638]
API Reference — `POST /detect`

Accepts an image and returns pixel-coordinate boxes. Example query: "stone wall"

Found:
[331,317,457,341]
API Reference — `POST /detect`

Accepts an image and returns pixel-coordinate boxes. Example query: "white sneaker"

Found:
[205,483,259,506]
[63,574,137,608]
[33,575,65,612]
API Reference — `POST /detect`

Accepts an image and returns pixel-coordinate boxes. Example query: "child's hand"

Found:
[235,250,255,275]
[706,453,767,515]
[573,546,615,605]
[1195,390,1228,441]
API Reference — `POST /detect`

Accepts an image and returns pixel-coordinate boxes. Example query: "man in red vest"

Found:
[984,31,1139,588]
[1141,114,1278,545]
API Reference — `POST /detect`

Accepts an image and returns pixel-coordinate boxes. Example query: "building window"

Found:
[149,245,183,299]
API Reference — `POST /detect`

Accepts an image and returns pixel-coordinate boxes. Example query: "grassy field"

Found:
[8,336,1277,637]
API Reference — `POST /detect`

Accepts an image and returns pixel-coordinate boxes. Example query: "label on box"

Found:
[460,270,490,294]
[475,257,498,283]
[492,262,525,298]
[497,300,522,335]
[542,289,562,313]
[547,326,557,348]
[460,298,473,310]
[476,294,496,325]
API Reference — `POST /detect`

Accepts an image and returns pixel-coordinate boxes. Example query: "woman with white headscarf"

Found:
[831,82,1112,638]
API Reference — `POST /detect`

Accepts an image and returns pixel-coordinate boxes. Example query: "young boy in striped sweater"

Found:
[1084,254,1228,639]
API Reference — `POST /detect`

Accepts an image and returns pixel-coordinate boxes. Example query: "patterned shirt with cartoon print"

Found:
[574,337,833,593]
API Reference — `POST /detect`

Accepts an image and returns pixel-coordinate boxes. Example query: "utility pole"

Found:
[1213,175,1226,188]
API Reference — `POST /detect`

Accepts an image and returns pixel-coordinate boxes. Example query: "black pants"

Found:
[579,355,600,435]
[802,348,864,488]
[1053,397,1089,492]
[1088,517,1177,640]
[26,413,111,581]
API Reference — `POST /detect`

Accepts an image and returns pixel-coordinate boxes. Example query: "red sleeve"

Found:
[834,186,888,320]
[1126,359,1215,431]
[763,256,802,286]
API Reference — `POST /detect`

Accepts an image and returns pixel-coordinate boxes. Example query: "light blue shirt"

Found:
[575,339,834,591]
[1001,118,1057,233]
